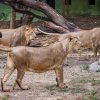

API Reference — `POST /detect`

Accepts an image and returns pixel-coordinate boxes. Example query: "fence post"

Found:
[10,9,16,29]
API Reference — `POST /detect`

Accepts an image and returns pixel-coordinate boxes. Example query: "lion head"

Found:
[21,25,37,45]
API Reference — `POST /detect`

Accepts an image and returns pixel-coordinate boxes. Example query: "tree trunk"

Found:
[10,9,16,29]
[16,0,81,32]
[66,0,69,15]
[62,0,66,16]
[20,7,33,25]
[21,14,33,25]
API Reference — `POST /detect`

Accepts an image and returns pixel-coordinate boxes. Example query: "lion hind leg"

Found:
[16,68,29,90]
[1,66,15,92]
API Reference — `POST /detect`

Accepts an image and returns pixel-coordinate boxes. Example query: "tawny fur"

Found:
[39,27,100,56]
[0,25,37,46]
[0,35,81,91]
[92,30,100,57]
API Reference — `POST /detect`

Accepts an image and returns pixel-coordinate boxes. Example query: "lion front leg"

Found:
[54,66,67,88]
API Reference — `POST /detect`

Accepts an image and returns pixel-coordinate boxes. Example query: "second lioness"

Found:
[38,27,100,56]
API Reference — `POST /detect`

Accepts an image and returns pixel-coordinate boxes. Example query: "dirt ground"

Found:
[0,50,100,100]
[0,16,100,100]
[67,16,100,30]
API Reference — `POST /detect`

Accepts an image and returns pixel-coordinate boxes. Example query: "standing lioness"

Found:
[0,35,81,92]
[38,27,100,57]
[0,25,36,46]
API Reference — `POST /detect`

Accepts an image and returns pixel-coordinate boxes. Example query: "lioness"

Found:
[38,28,93,48]
[38,27,100,56]
[0,35,81,92]
[0,25,37,46]
[92,29,100,57]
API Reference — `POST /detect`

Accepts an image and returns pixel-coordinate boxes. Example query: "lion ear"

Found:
[24,24,32,30]
[67,35,73,42]
[25,26,30,30]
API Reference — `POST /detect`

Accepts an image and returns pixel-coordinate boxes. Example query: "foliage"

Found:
[0,12,9,20]
[90,90,98,100]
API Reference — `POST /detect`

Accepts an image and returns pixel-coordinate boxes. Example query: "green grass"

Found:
[45,85,88,93]
[0,4,11,20]
[71,77,100,86]
[91,79,100,86]
[90,90,98,100]
[71,78,91,85]
[82,64,89,71]
[1,96,6,100]
[0,4,23,20]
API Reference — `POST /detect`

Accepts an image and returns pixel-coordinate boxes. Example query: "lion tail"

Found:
[37,27,60,35]
[0,46,12,52]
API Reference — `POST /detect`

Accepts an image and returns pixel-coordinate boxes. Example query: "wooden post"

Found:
[61,0,66,16]
[46,0,55,9]
[66,0,69,16]
[10,9,16,29]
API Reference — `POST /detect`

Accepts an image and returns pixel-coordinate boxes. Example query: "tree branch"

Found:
[8,2,50,20]
[31,21,69,33]
[16,0,81,32]
[0,0,81,32]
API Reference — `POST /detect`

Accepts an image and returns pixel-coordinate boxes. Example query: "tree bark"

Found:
[1,0,81,32]
[66,0,69,15]
[21,7,33,25]
[16,0,80,32]
[31,21,69,33]
[62,0,66,16]
[10,9,16,28]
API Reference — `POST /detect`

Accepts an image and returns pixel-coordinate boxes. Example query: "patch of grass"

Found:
[45,85,68,93]
[56,87,88,93]
[71,78,100,86]
[96,70,100,72]
[50,91,55,95]
[91,79,100,86]
[90,90,98,100]
[12,81,17,90]
[82,64,89,71]
[77,49,82,56]
[45,85,88,93]
[79,79,89,84]
[70,78,92,86]
[67,87,88,93]
[45,85,56,95]
[57,88,68,92]
[2,96,6,100]
[45,85,56,91]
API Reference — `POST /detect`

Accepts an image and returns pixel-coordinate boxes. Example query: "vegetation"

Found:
[90,90,98,100]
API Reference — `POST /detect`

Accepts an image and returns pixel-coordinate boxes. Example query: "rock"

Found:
[0,63,4,68]
[89,58,100,72]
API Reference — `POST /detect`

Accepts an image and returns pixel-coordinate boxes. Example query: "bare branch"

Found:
[31,21,69,33]
[39,21,69,33]
[16,0,81,32]
[8,2,50,20]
